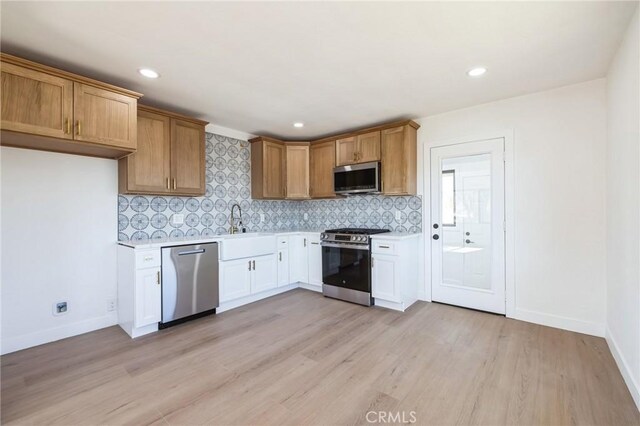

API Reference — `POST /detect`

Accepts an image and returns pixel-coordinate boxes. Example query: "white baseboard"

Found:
[606,326,640,410]
[298,282,322,293]
[1,314,118,355]
[512,308,605,337]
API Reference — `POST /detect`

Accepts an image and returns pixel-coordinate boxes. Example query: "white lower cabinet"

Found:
[289,235,309,283]
[371,236,420,311]
[371,254,400,303]
[219,254,277,302]
[252,254,277,293]
[219,257,252,302]
[277,248,290,287]
[307,235,323,287]
[117,246,162,338]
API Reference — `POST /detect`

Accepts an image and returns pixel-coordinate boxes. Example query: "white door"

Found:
[135,267,161,327]
[431,138,505,314]
[251,254,278,293]
[219,258,252,302]
[277,249,290,287]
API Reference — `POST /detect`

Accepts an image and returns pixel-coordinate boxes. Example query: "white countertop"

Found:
[118,229,324,249]
[371,232,422,240]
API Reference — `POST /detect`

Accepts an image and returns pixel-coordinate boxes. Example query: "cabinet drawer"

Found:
[135,249,161,268]
[277,236,289,246]
[372,240,396,255]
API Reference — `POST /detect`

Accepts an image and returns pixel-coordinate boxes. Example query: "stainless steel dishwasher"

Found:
[160,243,219,328]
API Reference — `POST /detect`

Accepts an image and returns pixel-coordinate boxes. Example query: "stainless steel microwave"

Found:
[333,161,381,195]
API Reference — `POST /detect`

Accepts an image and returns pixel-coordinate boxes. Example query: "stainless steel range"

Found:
[321,228,390,306]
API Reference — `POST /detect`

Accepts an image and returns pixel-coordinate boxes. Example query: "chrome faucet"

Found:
[229,203,243,234]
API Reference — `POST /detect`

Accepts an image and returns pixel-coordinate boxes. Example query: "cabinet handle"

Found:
[248,260,251,271]
[279,252,282,261]
[172,178,176,190]
[371,257,374,268]
[303,238,307,247]
[311,242,319,245]
[65,118,70,135]
[166,178,170,190]
[379,245,390,249]
[76,120,81,136]
[156,271,160,285]
[252,260,256,270]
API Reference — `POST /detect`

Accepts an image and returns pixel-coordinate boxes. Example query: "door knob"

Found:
[433,234,440,240]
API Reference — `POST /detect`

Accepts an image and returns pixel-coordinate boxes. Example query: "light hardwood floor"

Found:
[2,289,638,425]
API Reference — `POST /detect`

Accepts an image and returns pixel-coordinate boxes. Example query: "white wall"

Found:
[416,78,608,336]
[605,7,640,409]
[1,147,118,354]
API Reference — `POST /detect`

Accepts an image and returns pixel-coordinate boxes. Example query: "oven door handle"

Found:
[321,242,369,251]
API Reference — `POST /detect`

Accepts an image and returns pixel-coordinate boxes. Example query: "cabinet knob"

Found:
[432,234,440,240]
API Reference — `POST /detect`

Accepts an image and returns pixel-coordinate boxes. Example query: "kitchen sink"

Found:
[218,233,277,260]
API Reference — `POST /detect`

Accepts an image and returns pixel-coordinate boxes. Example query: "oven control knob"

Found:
[321,233,326,240]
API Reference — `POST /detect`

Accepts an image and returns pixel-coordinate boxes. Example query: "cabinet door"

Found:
[171,118,205,195]
[263,141,286,198]
[220,258,252,302]
[307,235,323,286]
[356,131,380,163]
[335,136,357,166]
[285,144,310,199]
[1,62,73,139]
[252,254,278,293]
[122,110,171,193]
[371,254,400,302]
[289,235,309,283]
[381,125,416,195]
[277,249,290,287]
[310,141,336,198]
[73,82,137,149]
[135,267,161,328]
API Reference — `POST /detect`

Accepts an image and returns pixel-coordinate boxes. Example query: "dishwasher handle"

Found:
[178,249,206,256]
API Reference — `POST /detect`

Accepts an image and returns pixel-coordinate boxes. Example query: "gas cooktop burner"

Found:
[324,228,390,235]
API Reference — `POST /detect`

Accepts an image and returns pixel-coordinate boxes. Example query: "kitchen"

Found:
[1,2,639,425]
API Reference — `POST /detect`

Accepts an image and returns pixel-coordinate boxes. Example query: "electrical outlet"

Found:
[53,301,68,316]
[395,211,402,221]
[259,213,265,223]
[172,214,184,225]
[107,299,117,312]
[303,213,309,220]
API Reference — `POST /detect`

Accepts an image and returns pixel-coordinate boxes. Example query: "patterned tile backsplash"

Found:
[118,133,422,241]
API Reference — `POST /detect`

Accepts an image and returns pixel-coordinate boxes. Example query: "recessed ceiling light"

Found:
[467,67,487,77]
[138,68,160,79]
[293,122,304,128]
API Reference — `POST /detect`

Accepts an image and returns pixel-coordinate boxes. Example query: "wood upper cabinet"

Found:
[119,105,207,196]
[285,143,310,199]
[356,131,381,163]
[310,140,336,198]
[73,83,137,149]
[171,119,205,195]
[335,131,380,165]
[336,136,357,166]
[250,137,286,199]
[381,124,418,195]
[1,62,73,139]
[0,53,142,159]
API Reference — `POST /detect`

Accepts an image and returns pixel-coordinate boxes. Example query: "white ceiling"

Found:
[1,1,636,139]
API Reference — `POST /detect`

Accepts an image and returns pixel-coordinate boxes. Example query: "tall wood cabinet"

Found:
[285,143,310,199]
[381,123,418,195]
[250,137,286,199]
[119,105,207,196]
[310,140,336,198]
[0,53,141,159]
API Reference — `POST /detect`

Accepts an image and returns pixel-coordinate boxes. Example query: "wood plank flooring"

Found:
[2,289,638,425]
